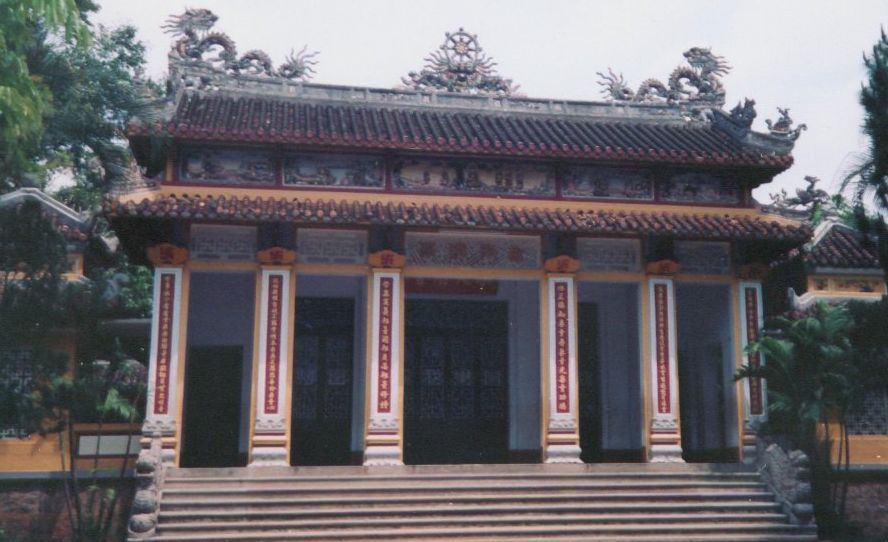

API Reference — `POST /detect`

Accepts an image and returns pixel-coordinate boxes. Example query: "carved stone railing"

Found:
[127,432,164,538]
[756,436,815,525]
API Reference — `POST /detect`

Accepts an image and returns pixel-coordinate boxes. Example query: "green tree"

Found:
[0,0,90,186]
[844,28,888,280]
[736,303,856,534]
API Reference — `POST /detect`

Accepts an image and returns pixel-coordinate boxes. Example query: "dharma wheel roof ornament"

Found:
[597,47,730,105]
[163,8,318,81]
[401,28,517,96]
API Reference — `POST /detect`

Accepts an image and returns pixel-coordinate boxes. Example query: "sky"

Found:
[92,0,888,202]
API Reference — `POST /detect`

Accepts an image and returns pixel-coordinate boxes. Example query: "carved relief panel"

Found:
[179,147,276,185]
[283,154,383,189]
[563,167,654,200]
[659,173,740,205]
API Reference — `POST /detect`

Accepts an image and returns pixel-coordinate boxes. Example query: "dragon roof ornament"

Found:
[401,28,517,96]
[597,47,730,105]
[766,107,807,141]
[163,8,318,82]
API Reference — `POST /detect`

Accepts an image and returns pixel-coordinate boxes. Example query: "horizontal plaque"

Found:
[190,224,257,261]
[674,241,731,274]
[405,232,541,269]
[577,238,641,272]
[297,229,368,264]
[393,159,555,196]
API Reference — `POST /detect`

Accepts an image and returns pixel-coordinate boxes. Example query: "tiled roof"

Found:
[807,223,880,269]
[105,193,809,243]
[128,91,793,169]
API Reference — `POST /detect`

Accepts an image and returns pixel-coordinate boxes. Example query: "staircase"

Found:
[139,463,818,541]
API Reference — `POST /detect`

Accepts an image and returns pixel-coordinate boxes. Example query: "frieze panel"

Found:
[393,159,555,196]
[405,232,541,269]
[563,167,654,200]
[297,229,367,264]
[660,173,740,204]
[675,241,731,275]
[283,154,383,189]
[190,225,257,261]
[577,238,641,272]
[179,147,276,185]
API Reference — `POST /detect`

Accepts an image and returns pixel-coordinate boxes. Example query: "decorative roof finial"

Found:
[597,47,730,105]
[163,8,318,81]
[401,28,516,95]
[766,107,807,141]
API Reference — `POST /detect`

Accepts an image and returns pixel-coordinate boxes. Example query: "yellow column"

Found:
[737,265,769,464]
[142,244,189,465]
[363,251,406,466]
[249,248,297,466]
[542,256,583,463]
[645,260,684,462]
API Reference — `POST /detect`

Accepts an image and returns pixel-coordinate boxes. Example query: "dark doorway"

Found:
[181,345,244,467]
[577,302,602,462]
[404,300,509,464]
[291,298,355,466]
[676,284,737,462]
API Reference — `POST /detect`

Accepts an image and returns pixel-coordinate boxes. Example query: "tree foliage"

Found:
[844,28,888,279]
[0,0,90,185]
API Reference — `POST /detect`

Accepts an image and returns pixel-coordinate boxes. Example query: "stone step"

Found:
[159,490,776,509]
[158,500,784,520]
[164,479,765,496]
[156,512,793,532]
[146,522,817,541]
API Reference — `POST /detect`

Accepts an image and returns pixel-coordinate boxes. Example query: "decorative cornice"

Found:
[544,255,581,273]
[368,250,406,269]
[645,259,681,276]
[257,247,297,265]
[146,243,188,266]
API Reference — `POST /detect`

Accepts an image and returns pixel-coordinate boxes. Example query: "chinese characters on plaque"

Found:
[377,277,394,414]
[744,287,763,416]
[554,282,571,414]
[654,283,671,415]
[264,275,283,414]
[153,274,175,415]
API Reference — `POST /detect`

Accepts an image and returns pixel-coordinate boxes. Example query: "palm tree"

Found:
[736,303,855,534]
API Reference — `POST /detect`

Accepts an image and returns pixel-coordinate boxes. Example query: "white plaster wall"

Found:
[186,271,256,456]
[296,274,367,454]
[577,282,643,451]
[675,283,738,450]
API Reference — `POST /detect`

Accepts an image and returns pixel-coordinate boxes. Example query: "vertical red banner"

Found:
[554,282,570,414]
[264,274,283,414]
[745,287,763,416]
[153,273,175,415]
[654,283,671,414]
[377,277,393,413]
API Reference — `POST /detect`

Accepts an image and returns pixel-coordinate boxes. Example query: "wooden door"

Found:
[404,300,509,464]
[291,298,355,466]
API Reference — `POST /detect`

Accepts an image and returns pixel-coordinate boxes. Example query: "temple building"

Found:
[107,11,821,470]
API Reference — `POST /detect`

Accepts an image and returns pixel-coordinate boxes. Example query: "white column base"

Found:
[249,446,288,467]
[649,444,685,463]
[544,444,583,464]
[363,445,404,466]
